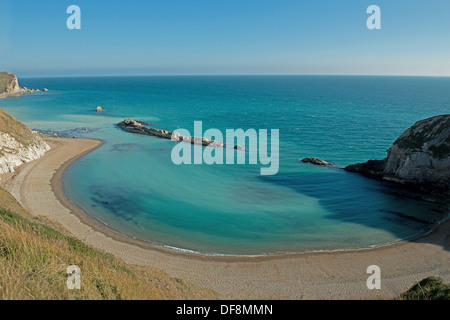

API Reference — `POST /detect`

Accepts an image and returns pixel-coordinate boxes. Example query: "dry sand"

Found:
[1,137,449,299]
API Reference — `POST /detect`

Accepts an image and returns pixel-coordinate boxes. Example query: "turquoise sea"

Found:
[2,76,449,255]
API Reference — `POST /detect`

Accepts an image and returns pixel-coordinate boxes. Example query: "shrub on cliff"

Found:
[400,276,450,300]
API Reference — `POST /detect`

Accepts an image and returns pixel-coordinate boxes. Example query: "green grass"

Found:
[428,139,450,160]
[0,187,216,300]
[395,116,450,159]
[400,276,450,300]
[0,108,37,147]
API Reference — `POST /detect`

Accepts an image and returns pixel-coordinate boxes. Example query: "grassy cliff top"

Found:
[400,276,450,300]
[0,108,36,146]
[394,114,450,159]
[0,186,216,300]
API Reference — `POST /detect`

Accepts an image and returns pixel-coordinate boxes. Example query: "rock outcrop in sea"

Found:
[0,71,42,98]
[118,118,241,149]
[345,114,450,196]
[301,157,333,166]
[0,108,50,173]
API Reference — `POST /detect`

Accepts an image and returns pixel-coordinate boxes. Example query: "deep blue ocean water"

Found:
[1,76,449,255]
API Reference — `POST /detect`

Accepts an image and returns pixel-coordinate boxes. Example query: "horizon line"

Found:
[18,73,450,79]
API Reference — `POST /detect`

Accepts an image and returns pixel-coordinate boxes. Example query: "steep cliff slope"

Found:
[0,108,50,173]
[0,72,20,94]
[345,114,450,195]
[0,72,40,98]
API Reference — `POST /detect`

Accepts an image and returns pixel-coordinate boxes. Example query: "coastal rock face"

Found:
[0,71,41,98]
[345,114,450,194]
[0,108,50,173]
[0,72,21,94]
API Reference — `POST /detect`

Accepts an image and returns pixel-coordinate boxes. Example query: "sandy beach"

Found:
[1,137,449,300]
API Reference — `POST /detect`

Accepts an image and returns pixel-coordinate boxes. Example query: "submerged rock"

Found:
[345,114,450,196]
[301,157,333,166]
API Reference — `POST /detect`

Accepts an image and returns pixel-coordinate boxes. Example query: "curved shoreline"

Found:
[3,137,450,299]
[54,138,449,260]
[53,137,448,260]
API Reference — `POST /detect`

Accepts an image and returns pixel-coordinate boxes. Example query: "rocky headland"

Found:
[0,71,43,98]
[345,114,450,199]
[0,108,50,173]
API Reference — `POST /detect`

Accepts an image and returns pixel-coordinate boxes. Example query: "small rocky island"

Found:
[345,114,450,197]
[118,118,242,149]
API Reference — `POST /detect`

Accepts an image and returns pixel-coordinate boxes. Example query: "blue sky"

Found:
[1,0,449,77]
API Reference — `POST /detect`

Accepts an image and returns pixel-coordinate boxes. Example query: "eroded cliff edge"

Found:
[0,108,50,173]
[0,71,41,98]
[345,114,450,197]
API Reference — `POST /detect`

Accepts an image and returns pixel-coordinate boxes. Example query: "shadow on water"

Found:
[260,168,450,251]
[89,185,143,225]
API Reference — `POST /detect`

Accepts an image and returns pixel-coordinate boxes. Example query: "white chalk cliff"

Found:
[0,71,41,98]
[345,114,450,196]
[0,108,50,174]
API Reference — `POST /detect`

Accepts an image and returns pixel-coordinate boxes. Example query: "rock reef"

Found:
[0,108,50,173]
[301,157,333,166]
[345,114,450,196]
[118,118,240,149]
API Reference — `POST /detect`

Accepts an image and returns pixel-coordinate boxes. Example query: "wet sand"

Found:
[1,137,449,299]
